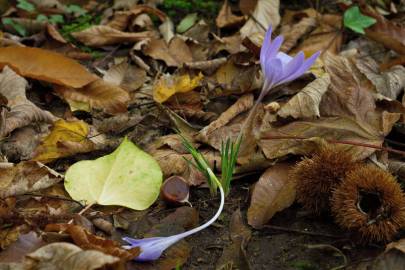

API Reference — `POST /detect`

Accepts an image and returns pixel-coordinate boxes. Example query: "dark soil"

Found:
[183,181,383,270]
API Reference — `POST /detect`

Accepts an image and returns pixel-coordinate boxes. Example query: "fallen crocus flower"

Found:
[259,26,320,100]
[123,170,224,261]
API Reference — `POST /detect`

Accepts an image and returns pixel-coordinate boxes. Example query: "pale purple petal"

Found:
[123,183,225,262]
[260,26,273,66]
[279,51,320,84]
[275,51,293,66]
[277,52,305,84]
[262,57,283,94]
[266,36,284,60]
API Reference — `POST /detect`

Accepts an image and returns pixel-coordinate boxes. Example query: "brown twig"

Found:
[20,193,85,208]
[262,134,405,156]
[263,225,343,239]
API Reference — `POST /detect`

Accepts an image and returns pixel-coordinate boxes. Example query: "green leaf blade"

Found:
[344,5,376,34]
[64,138,163,210]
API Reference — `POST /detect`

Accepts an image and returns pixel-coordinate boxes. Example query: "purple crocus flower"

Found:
[258,26,320,100]
[123,180,224,261]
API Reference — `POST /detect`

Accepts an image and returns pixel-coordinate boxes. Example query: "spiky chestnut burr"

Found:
[331,165,405,243]
[292,145,358,214]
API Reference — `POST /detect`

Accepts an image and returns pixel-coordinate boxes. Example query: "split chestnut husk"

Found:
[331,165,405,243]
[291,144,358,214]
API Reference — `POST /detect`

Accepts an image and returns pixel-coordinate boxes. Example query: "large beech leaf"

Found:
[64,137,162,210]
[0,47,97,88]
[247,163,296,229]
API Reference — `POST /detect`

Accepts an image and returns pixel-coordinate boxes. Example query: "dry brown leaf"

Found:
[239,0,258,15]
[361,4,405,55]
[0,227,20,250]
[355,56,405,100]
[259,116,383,161]
[72,25,157,47]
[278,73,331,119]
[0,66,56,138]
[103,61,147,92]
[0,47,97,88]
[280,17,317,52]
[23,242,120,270]
[320,53,378,127]
[212,34,244,55]
[0,232,45,263]
[292,14,342,56]
[247,163,296,229]
[382,111,401,136]
[216,0,245,29]
[216,209,252,270]
[240,0,280,43]
[55,78,130,114]
[198,94,254,149]
[107,4,166,31]
[45,224,140,260]
[0,161,62,198]
[143,37,193,67]
[213,60,262,94]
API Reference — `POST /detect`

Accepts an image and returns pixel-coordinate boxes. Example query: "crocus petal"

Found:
[260,26,273,66]
[277,52,305,85]
[265,57,283,87]
[266,36,284,60]
[279,51,320,84]
[123,182,225,261]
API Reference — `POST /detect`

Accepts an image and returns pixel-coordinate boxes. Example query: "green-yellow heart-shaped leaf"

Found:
[64,138,162,210]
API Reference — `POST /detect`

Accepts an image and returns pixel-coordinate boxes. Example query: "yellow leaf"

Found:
[153,73,203,103]
[33,119,95,163]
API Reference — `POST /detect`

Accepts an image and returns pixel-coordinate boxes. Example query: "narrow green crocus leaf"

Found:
[344,6,376,34]
[64,137,163,210]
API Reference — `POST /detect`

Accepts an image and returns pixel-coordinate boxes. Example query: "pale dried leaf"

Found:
[240,0,280,41]
[320,53,378,127]
[0,66,56,138]
[103,61,146,91]
[292,14,342,56]
[248,163,296,229]
[0,161,62,198]
[159,18,175,43]
[72,25,157,47]
[198,94,254,149]
[216,0,245,29]
[355,56,405,99]
[278,74,330,119]
[143,37,193,67]
[24,242,120,270]
[259,116,383,161]
[55,79,130,114]
[280,17,317,52]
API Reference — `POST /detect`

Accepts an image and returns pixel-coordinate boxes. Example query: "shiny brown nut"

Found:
[160,176,190,205]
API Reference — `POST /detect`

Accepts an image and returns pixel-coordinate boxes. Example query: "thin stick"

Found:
[20,193,84,208]
[263,134,405,156]
[67,203,94,225]
[263,225,343,239]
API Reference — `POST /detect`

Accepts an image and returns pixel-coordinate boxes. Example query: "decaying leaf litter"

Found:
[2,0,405,269]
